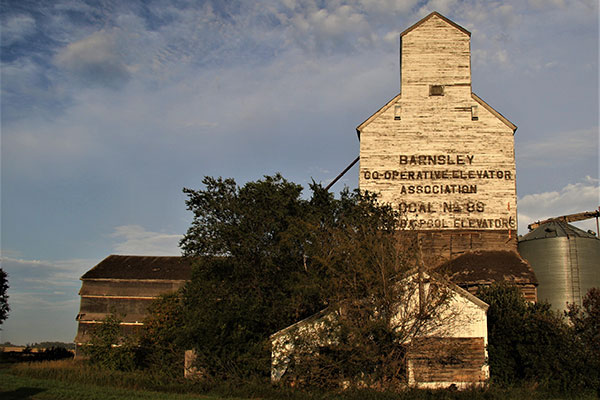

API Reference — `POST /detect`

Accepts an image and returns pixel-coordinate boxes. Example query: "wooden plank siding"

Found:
[462,284,537,303]
[75,278,187,345]
[75,256,193,350]
[417,230,518,267]
[79,279,187,298]
[358,13,518,252]
[407,337,487,387]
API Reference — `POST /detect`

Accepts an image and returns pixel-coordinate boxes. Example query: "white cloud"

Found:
[0,57,66,122]
[286,3,373,53]
[54,30,132,88]
[1,14,36,46]
[0,255,98,344]
[358,0,419,15]
[517,177,600,234]
[109,225,182,256]
[417,0,460,16]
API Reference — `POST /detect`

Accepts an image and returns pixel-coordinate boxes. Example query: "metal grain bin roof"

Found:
[520,220,598,242]
[518,220,599,310]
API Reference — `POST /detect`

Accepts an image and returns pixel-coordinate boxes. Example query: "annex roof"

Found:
[81,255,194,281]
[437,250,538,286]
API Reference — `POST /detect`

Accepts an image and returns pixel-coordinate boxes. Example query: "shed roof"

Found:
[519,220,598,242]
[437,250,538,286]
[271,269,489,340]
[81,255,194,281]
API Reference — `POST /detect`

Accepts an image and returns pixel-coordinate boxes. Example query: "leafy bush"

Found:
[0,267,9,325]
[175,174,430,385]
[137,293,186,377]
[566,287,600,390]
[34,346,74,361]
[82,313,139,371]
[477,284,598,391]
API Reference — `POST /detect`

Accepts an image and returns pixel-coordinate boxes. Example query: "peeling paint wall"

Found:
[358,14,517,250]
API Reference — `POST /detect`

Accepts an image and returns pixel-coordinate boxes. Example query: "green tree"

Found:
[477,283,590,391]
[285,190,436,389]
[138,292,186,376]
[83,313,138,371]
[0,268,8,326]
[179,174,323,378]
[566,287,600,390]
[176,174,437,385]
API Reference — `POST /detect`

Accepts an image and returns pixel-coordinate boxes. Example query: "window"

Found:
[471,105,478,121]
[394,105,402,120]
[429,85,444,96]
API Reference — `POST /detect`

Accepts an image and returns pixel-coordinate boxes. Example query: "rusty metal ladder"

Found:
[566,234,582,306]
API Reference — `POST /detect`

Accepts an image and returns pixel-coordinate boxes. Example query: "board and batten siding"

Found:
[358,13,517,244]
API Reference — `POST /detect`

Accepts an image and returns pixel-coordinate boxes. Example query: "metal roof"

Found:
[519,220,598,242]
[81,255,194,281]
[436,250,538,286]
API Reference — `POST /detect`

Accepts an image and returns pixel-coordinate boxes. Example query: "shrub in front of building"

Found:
[477,284,598,392]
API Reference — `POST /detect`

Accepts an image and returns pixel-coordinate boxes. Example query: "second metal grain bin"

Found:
[518,221,600,311]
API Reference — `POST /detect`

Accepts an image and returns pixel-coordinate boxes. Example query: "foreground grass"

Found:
[0,367,218,400]
[2,359,597,400]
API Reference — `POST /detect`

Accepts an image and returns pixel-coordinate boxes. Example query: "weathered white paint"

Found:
[402,278,489,389]
[358,13,517,231]
[271,309,339,382]
[270,271,489,388]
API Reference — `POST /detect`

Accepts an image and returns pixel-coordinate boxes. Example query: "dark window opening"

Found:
[429,85,444,96]
[471,105,479,121]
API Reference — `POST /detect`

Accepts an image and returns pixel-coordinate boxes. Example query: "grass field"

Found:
[1,360,597,400]
[0,372,221,400]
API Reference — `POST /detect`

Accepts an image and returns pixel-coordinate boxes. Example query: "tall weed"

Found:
[8,360,598,400]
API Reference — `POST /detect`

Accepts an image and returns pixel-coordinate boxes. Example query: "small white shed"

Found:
[271,271,489,389]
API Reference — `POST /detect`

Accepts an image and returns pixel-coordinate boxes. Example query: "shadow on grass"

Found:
[0,387,47,400]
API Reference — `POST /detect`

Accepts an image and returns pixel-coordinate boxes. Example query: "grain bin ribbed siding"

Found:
[518,221,600,310]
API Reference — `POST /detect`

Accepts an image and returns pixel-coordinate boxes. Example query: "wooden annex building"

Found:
[75,11,537,389]
[75,255,193,355]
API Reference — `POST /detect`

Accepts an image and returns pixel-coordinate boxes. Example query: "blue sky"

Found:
[1,0,598,344]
